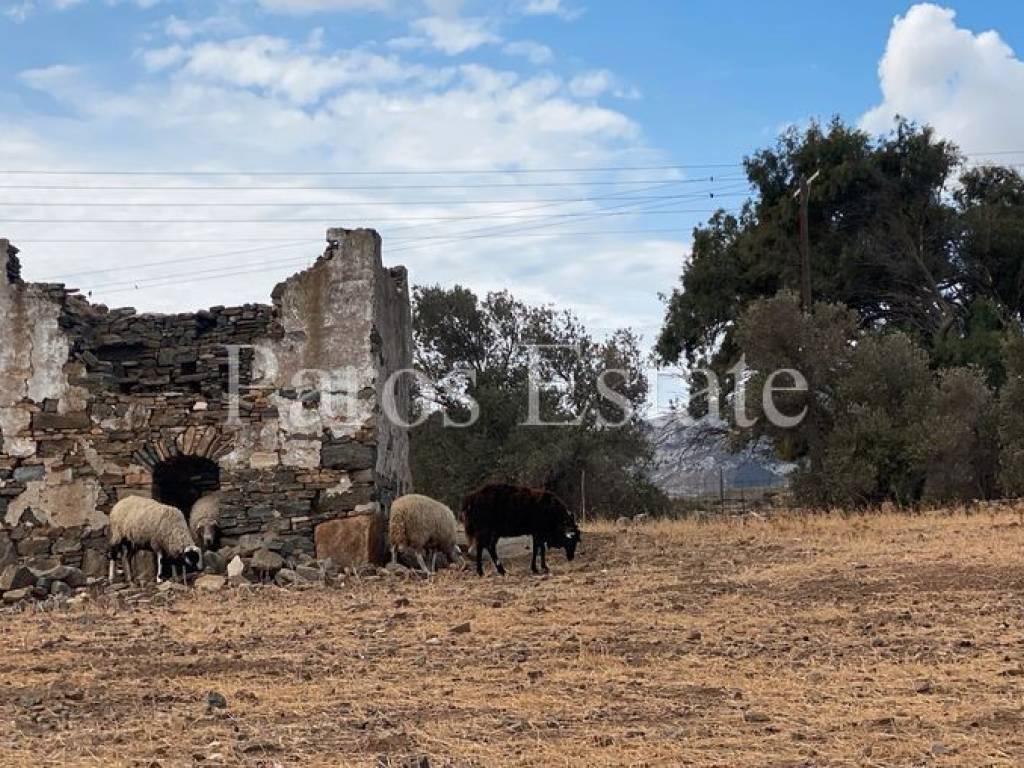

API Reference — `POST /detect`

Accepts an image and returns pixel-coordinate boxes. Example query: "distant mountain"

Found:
[648,413,796,499]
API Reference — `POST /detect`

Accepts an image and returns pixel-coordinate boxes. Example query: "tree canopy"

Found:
[659,118,1024,507]
[657,118,1024,386]
[410,285,666,518]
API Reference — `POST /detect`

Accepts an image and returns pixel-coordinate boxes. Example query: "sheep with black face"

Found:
[107,496,202,584]
[462,483,580,576]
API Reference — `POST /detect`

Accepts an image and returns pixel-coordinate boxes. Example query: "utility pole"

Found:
[794,170,820,312]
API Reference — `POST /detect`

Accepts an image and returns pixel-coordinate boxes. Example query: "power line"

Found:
[80,226,703,295]
[0,190,748,209]
[0,186,747,224]
[38,205,726,281]
[0,175,746,191]
[0,163,743,177]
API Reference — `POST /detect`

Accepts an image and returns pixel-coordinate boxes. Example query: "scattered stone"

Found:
[294,565,322,583]
[204,691,228,710]
[274,568,298,587]
[194,574,226,592]
[931,743,952,756]
[202,551,227,575]
[687,630,702,642]
[251,548,285,576]
[743,711,770,723]
[50,581,72,597]
[3,587,32,603]
[914,679,934,694]
[33,565,86,589]
[382,561,410,576]
[449,622,471,635]
[0,564,36,592]
[226,556,247,581]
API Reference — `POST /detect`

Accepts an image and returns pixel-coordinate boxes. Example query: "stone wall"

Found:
[0,229,412,577]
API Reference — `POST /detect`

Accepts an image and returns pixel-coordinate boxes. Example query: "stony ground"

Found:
[2,509,1024,767]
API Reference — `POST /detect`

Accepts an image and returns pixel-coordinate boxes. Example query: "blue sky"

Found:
[3,0,1024,409]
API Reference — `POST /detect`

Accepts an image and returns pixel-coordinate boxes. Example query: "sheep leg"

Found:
[415,551,431,576]
[155,551,164,584]
[488,537,505,576]
[122,547,134,585]
[531,536,541,574]
[108,555,116,583]
[475,539,485,576]
[540,542,549,574]
[429,551,438,573]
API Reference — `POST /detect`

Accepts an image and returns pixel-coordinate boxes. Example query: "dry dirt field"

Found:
[3,509,1024,767]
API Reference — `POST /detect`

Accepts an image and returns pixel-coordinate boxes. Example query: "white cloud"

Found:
[503,39,553,65]
[255,0,394,13]
[861,3,1024,152]
[141,44,186,71]
[569,69,639,99]
[6,30,672,349]
[519,0,581,21]
[18,63,83,93]
[145,35,431,104]
[163,12,246,40]
[4,1,35,21]
[410,15,500,55]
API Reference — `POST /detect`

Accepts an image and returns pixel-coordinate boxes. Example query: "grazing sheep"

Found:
[388,493,462,574]
[462,483,580,576]
[189,491,221,550]
[107,496,202,584]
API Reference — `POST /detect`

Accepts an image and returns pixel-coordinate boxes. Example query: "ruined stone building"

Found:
[0,228,412,577]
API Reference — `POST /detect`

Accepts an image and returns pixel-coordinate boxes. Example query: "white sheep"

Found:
[388,493,462,575]
[189,491,221,551]
[107,496,203,584]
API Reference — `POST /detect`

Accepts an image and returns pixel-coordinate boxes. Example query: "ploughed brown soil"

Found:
[2,509,1024,767]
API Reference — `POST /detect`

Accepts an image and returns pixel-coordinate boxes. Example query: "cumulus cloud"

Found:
[409,15,500,55]
[255,0,394,13]
[569,69,639,99]
[519,0,581,21]
[5,23,676,353]
[861,3,1024,152]
[503,40,553,65]
[134,35,441,104]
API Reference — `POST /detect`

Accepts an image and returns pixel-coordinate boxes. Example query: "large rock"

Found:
[314,510,386,568]
[3,587,32,604]
[0,564,35,591]
[34,565,86,589]
[320,439,376,471]
[81,548,108,579]
[251,548,284,575]
[203,550,227,575]
[195,574,226,592]
[0,533,16,570]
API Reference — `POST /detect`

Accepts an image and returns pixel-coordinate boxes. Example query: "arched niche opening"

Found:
[151,455,220,517]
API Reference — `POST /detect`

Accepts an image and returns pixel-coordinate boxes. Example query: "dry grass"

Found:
[3,508,1024,767]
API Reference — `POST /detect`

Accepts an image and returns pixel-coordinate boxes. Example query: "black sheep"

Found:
[462,483,580,576]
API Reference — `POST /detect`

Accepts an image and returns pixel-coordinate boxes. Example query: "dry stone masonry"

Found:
[0,228,412,580]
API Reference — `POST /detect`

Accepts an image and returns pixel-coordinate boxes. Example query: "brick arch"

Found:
[131,426,231,471]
